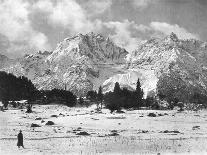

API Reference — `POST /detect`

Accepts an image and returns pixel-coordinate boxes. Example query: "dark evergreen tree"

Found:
[114,82,121,95]
[134,78,144,108]
[97,86,103,109]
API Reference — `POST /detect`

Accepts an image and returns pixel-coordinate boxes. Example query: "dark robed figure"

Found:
[17,130,24,148]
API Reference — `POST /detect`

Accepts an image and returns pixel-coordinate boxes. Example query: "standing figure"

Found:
[17,130,24,148]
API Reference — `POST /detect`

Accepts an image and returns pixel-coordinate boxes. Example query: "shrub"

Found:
[26,104,32,113]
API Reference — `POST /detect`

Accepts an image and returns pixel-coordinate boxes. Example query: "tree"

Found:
[114,82,121,95]
[134,78,144,108]
[97,86,103,109]
[104,82,123,113]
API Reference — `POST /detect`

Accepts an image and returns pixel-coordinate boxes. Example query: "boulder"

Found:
[35,117,42,120]
[160,130,180,133]
[51,115,58,117]
[45,121,55,125]
[76,131,90,136]
[192,126,200,130]
[108,132,119,136]
[148,113,156,117]
[31,123,41,127]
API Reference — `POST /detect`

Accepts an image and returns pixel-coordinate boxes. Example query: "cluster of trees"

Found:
[86,86,103,108]
[0,71,77,108]
[104,79,144,112]
[86,79,144,112]
[0,72,144,112]
[0,71,38,102]
[41,89,77,107]
[3,70,207,112]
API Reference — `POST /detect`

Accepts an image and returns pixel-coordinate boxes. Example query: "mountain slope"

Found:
[1,33,128,96]
[104,33,207,100]
[1,51,51,79]
[39,32,128,95]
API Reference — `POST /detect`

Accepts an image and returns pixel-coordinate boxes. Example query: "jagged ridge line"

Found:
[70,63,139,65]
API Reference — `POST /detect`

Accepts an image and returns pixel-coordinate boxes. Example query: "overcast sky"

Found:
[0,0,206,58]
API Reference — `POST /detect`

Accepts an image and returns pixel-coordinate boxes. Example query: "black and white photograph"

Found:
[0,0,207,154]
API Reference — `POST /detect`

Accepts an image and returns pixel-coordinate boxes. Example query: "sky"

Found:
[0,0,206,58]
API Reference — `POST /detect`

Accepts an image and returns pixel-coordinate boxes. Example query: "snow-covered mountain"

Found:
[1,33,128,96]
[1,51,51,79]
[105,32,207,99]
[40,32,127,95]
[1,32,207,99]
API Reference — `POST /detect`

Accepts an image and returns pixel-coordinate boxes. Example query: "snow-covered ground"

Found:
[1,105,207,155]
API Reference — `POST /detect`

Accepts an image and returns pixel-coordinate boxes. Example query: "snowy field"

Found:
[1,105,207,155]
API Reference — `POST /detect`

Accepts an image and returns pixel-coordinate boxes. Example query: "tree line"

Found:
[2,71,206,111]
[87,79,144,112]
[0,71,145,112]
[0,71,77,107]
[0,71,38,102]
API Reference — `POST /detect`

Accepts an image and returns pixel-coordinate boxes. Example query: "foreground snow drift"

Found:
[1,105,207,154]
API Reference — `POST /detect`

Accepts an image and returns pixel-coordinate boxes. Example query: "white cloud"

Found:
[133,0,154,8]
[103,20,200,53]
[104,20,142,52]
[0,0,51,57]
[33,0,54,13]
[0,0,199,58]
[34,0,103,34]
[82,0,112,15]
[150,22,199,39]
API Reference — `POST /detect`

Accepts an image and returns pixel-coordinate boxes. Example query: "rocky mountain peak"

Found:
[31,32,128,95]
[163,32,179,43]
[169,32,178,40]
[47,32,128,64]
[37,51,52,55]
